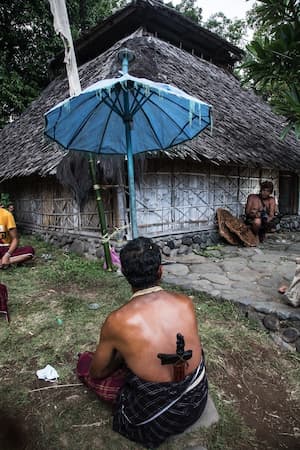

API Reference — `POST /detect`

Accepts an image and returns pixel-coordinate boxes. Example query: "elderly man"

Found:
[0,206,34,268]
[245,180,277,242]
[77,237,208,448]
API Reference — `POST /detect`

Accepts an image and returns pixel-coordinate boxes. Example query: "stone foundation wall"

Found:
[27,214,300,259]
[31,230,107,260]
[152,230,221,258]
[28,227,222,259]
[279,215,300,231]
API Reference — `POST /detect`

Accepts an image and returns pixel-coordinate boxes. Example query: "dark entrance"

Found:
[279,172,299,214]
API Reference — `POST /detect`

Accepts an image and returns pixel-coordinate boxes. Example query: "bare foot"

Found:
[278,285,288,294]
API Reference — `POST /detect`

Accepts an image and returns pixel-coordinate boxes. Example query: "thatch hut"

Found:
[0,0,299,256]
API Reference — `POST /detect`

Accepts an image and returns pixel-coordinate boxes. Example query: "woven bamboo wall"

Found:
[136,162,279,235]
[0,164,282,238]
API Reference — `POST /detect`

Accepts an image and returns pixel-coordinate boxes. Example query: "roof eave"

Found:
[49,0,244,75]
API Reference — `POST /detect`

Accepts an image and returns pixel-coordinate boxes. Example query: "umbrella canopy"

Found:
[45,74,211,154]
[45,52,212,238]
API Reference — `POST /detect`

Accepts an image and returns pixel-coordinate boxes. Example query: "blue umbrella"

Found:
[45,49,212,238]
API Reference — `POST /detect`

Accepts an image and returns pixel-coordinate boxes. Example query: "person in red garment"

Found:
[0,206,34,268]
[77,237,208,448]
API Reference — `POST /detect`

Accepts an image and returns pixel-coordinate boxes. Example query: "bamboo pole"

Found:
[88,154,113,271]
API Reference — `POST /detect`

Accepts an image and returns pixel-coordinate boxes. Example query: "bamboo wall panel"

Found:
[1,176,118,233]
[136,168,279,235]
[1,169,281,237]
[135,173,172,234]
[174,174,212,229]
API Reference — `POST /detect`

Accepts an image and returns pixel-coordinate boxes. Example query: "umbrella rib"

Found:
[135,93,195,146]
[131,87,198,120]
[48,80,211,155]
[128,86,144,116]
[102,92,124,117]
[151,92,211,141]
[97,101,118,152]
[123,89,163,148]
[64,94,104,148]
[169,117,211,147]
[97,91,126,151]
[130,89,210,150]
[66,92,122,149]
[130,87,194,148]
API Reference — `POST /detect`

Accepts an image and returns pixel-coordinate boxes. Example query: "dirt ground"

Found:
[1,343,299,450]
[1,246,299,450]
[210,348,300,450]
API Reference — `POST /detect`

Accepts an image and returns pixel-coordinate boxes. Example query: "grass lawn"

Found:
[0,236,299,450]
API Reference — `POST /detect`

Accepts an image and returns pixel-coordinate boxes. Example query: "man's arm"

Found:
[1,228,19,266]
[245,195,260,218]
[267,198,276,221]
[89,316,124,378]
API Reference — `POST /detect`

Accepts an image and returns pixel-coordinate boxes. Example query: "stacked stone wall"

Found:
[280,215,300,231]
[24,214,300,259]
[26,228,222,259]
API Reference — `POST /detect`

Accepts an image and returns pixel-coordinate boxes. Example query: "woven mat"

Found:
[216,208,258,247]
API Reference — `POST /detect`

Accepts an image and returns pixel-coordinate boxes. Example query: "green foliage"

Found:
[166,1,246,46]
[203,13,247,47]
[0,0,126,129]
[166,0,203,23]
[241,0,300,139]
[0,193,11,208]
[0,0,60,127]
[67,0,127,38]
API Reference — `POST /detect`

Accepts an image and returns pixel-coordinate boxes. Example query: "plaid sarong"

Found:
[76,352,127,403]
[0,246,35,259]
[113,358,208,448]
[0,283,9,322]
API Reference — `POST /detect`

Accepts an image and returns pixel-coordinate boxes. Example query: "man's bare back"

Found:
[93,289,202,382]
[78,237,208,448]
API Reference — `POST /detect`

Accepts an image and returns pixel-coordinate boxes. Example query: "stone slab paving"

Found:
[162,232,300,320]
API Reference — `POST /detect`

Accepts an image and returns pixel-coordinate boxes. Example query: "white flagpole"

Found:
[48,0,81,96]
[47,0,113,270]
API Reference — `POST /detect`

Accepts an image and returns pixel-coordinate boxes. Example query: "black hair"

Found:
[120,237,161,289]
[260,181,274,192]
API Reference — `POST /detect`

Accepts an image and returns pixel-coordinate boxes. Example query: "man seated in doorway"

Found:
[245,180,277,242]
[0,205,34,268]
[77,237,208,448]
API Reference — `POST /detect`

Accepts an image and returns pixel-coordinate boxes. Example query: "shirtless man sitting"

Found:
[0,206,34,268]
[245,180,276,242]
[77,237,208,448]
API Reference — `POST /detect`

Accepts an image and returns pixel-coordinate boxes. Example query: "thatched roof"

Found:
[0,32,299,181]
[50,0,244,76]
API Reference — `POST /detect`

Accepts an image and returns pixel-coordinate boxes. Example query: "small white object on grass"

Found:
[36,364,59,382]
